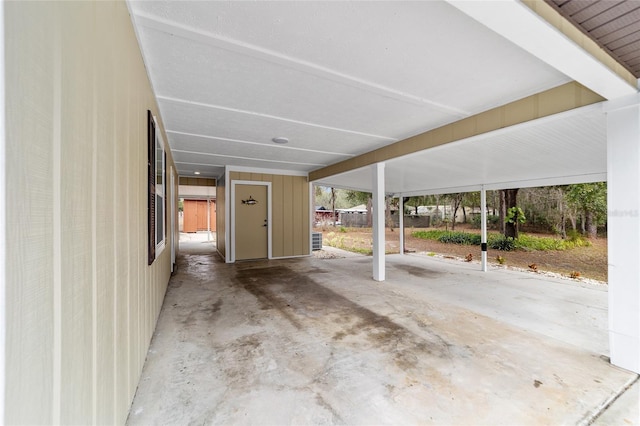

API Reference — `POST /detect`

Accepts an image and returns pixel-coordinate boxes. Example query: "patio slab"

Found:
[127,243,638,425]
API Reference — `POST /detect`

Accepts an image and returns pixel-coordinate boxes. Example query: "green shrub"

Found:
[412,229,590,252]
[488,235,516,251]
[438,232,481,245]
[412,230,450,240]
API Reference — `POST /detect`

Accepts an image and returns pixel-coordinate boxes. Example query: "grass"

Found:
[411,230,591,251]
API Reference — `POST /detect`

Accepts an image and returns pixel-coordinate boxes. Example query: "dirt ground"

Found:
[316,226,608,283]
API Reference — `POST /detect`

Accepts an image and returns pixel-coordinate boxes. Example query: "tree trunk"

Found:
[462,205,467,223]
[366,197,372,228]
[385,196,394,231]
[585,210,597,238]
[568,211,576,231]
[499,190,506,234]
[504,188,519,239]
[331,188,336,226]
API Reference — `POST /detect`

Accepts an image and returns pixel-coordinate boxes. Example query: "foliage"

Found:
[438,231,481,245]
[513,233,590,250]
[471,214,500,229]
[411,230,450,240]
[313,185,351,209]
[488,235,516,251]
[411,230,590,252]
[344,190,371,206]
[505,207,526,225]
[565,183,607,223]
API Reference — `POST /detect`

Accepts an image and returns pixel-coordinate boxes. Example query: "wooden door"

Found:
[183,200,198,232]
[235,184,268,260]
[183,199,216,232]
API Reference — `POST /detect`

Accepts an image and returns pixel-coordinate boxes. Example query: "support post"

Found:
[372,163,385,281]
[399,196,404,255]
[207,198,211,242]
[481,186,488,272]
[606,95,640,374]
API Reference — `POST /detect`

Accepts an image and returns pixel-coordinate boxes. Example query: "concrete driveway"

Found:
[128,243,638,425]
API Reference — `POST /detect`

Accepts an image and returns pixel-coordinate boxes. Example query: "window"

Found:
[156,126,166,252]
[148,111,166,264]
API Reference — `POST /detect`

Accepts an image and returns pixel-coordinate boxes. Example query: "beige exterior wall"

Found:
[229,172,310,258]
[5,2,177,424]
[216,174,227,258]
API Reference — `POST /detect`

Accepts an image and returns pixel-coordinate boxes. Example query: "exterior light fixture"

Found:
[194,171,200,175]
[272,137,289,144]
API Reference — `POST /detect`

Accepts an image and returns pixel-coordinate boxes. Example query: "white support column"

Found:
[481,186,488,272]
[606,95,640,374]
[372,163,385,281]
[0,2,6,420]
[399,196,404,255]
[207,198,211,242]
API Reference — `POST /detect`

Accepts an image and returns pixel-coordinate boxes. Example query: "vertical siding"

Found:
[5,2,55,422]
[228,172,310,259]
[5,2,176,424]
[59,2,94,422]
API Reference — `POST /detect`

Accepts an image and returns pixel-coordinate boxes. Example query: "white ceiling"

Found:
[315,104,607,195]
[129,0,632,193]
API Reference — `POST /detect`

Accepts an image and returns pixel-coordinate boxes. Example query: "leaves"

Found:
[565,183,607,225]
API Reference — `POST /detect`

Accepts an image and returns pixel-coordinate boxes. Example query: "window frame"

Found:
[148,111,166,264]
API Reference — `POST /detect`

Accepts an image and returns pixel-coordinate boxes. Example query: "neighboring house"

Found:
[314,206,338,225]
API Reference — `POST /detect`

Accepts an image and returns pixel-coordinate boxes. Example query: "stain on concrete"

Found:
[393,263,444,278]
[315,394,344,424]
[234,264,455,372]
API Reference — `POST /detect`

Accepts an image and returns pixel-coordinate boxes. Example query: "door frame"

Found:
[230,180,272,262]
[170,166,176,272]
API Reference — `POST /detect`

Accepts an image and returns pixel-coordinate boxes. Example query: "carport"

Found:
[127,241,638,424]
[10,2,640,423]
[128,0,640,377]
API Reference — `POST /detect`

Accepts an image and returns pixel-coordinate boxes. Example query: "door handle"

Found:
[263,219,268,227]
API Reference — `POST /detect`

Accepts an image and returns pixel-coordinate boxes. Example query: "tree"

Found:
[448,193,464,230]
[404,196,427,215]
[330,187,336,226]
[565,182,607,238]
[345,190,372,227]
[503,188,520,238]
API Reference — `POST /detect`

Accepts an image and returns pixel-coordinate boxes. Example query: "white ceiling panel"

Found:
[157,99,391,157]
[127,1,613,189]
[132,1,569,114]
[315,105,607,194]
[167,131,349,167]
[172,150,316,172]
[139,25,457,138]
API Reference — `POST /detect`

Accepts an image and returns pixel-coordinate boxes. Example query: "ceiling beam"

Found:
[446,0,637,100]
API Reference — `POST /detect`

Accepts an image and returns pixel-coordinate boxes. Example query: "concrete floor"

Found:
[128,241,639,425]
